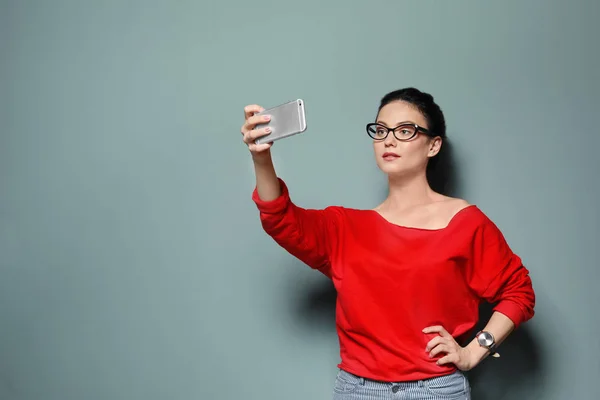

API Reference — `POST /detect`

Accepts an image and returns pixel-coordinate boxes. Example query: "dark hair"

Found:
[377,88,453,194]
[377,87,446,139]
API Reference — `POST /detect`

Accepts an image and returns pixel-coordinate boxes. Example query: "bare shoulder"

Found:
[433,195,472,219]
[434,194,470,209]
[449,197,471,212]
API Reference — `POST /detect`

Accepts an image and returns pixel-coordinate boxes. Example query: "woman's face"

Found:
[372,101,441,178]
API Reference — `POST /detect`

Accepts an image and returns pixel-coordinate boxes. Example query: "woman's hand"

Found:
[241,104,281,200]
[241,104,274,161]
[423,325,476,371]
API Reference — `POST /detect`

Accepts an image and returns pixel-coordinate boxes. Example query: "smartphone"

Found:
[254,99,307,145]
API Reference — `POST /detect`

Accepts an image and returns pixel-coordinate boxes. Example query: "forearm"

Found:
[252,151,281,201]
[466,311,515,366]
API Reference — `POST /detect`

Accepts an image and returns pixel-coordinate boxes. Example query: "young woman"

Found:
[240,88,535,400]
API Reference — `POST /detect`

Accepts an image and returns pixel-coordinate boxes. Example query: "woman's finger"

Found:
[425,336,446,352]
[244,104,264,119]
[248,142,273,153]
[436,353,458,366]
[429,343,451,358]
[243,127,272,144]
[247,114,271,127]
[422,325,452,339]
[241,114,271,136]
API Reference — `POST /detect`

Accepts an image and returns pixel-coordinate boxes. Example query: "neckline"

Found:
[368,204,477,232]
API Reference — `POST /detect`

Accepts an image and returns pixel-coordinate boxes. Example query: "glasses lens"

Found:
[367,124,388,140]
[394,125,417,140]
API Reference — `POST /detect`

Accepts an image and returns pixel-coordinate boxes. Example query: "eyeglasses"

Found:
[366,123,430,142]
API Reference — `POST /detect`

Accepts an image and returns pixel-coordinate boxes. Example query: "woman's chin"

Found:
[378,163,408,176]
[377,162,424,180]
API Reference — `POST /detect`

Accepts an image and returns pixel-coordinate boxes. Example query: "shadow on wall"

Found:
[466,303,544,399]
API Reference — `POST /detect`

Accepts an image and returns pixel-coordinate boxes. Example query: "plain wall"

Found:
[1,0,599,399]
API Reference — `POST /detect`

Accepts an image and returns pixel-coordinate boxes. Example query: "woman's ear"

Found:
[428,137,442,158]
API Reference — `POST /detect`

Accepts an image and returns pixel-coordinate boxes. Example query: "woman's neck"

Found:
[383,173,437,210]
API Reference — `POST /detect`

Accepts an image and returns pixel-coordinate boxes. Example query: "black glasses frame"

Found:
[366,123,431,141]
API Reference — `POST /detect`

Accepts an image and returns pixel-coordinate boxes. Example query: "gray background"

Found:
[1,0,599,399]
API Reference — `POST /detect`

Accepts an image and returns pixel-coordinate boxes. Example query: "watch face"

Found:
[477,332,494,347]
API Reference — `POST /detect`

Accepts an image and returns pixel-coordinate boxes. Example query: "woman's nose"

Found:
[384,133,397,146]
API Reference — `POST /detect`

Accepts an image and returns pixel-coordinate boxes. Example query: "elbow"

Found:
[494,274,536,329]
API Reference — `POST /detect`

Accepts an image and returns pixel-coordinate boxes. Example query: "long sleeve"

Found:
[465,215,536,328]
[251,178,343,278]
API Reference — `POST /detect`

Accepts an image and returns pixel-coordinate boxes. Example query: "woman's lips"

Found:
[382,152,400,161]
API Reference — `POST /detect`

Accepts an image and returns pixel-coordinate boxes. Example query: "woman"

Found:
[240,88,535,399]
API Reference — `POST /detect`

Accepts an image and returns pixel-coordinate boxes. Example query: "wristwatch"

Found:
[476,331,500,358]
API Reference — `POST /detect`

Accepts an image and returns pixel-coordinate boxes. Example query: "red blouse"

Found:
[252,178,535,382]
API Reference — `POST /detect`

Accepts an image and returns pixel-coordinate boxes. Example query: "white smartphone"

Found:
[254,99,307,145]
